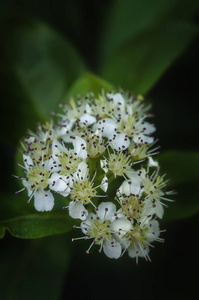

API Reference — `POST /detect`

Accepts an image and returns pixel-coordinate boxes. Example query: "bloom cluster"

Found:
[15,90,175,263]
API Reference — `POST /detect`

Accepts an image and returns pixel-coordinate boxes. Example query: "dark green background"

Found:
[0,1,199,299]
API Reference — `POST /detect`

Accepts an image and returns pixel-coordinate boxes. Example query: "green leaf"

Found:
[101,21,199,94]
[0,193,74,239]
[100,0,177,62]
[64,72,114,99]
[158,150,199,222]
[0,15,86,145]
[0,234,71,299]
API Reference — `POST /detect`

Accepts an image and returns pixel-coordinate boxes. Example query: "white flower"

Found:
[21,154,56,212]
[112,217,163,263]
[78,202,122,258]
[118,172,142,196]
[68,161,108,220]
[140,168,174,219]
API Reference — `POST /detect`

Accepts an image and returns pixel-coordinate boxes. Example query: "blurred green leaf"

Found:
[0,15,86,145]
[0,193,74,239]
[0,234,71,300]
[101,21,199,94]
[64,72,114,99]
[100,0,177,61]
[158,150,199,222]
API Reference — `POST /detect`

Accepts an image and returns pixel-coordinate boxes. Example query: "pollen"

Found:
[108,152,131,177]
[27,166,50,190]
[70,180,96,204]
[87,219,111,244]
[58,152,82,175]
[121,195,144,220]
[127,224,148,248]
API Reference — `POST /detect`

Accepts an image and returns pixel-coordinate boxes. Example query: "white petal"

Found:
[103,238,121,259]
[22,179,32,195]
[97,202,116,220]
[73,161,89,182]
[73,136,87,159]
[154,201,164,219]
[143,122,156,134]
[112,218,132,238]
[148,156,159,167]
[119,178,141,196]
[100,159,108,173]
[48,173,68,192]
[80,216,94,234]
[23,154,33,170]
[147,220,160,242]
[133,133,154,144]
[100,176,108,192]
[97,119,117,138]
[80,113,96,125]
[69,201,88,220]
[128,244,149,259]
[107,93,125,109]
[110,133,130,151]
[34,189,54,212]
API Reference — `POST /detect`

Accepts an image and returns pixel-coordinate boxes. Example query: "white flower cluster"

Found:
[15,90,175,263]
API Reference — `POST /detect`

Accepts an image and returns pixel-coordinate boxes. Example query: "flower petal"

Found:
[73,161,89,182]
[97,119,117,138]
[100,176,108,192]
[69,201,88,220]
[103,238,121,259]
[73,136,87,159]
[97,202,116,220]
[112,218,132,238]
[110,133,130,151]
[34,189,54,212]
[80,113,96,125]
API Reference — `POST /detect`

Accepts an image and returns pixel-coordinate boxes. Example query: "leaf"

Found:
[0,234,71,299]
[100,0,177,61]
[0,15,86,145]
[158,150,199,222]
[101,21,199,95]
[0,193,74,239]
[64,72,114,99]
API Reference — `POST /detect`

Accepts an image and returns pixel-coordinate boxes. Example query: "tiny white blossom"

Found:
[76,202,122,258]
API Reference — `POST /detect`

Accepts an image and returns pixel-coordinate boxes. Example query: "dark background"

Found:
[0,1,199,299]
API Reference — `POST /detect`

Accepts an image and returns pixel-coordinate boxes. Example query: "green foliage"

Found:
[0,234,71,299]
[0,16,86,145]
[101,21,199,94]
[159,150,199,222]
[64,72,114,99]
[0,194,74,239]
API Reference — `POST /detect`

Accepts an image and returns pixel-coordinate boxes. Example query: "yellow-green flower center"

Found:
[58,152,82,175]
[87,219,111,244]
[117,115,137,137]
[127,224,148,248]
[27,166,50,190]
[108,153,131,177]
[121,196,144,219]
[70,180,96,204]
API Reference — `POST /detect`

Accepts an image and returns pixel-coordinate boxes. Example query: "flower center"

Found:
[143,176,164,200]
[117,115,137,137]
[58,152,82,175]
[86,135,105,158]
[70,180,96,204]
[27,166,50,190]
[108,152,131,177]
[87,219,111,244]
[129,142,150,161]
[127,224,148,248]
[121,196,144,219]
